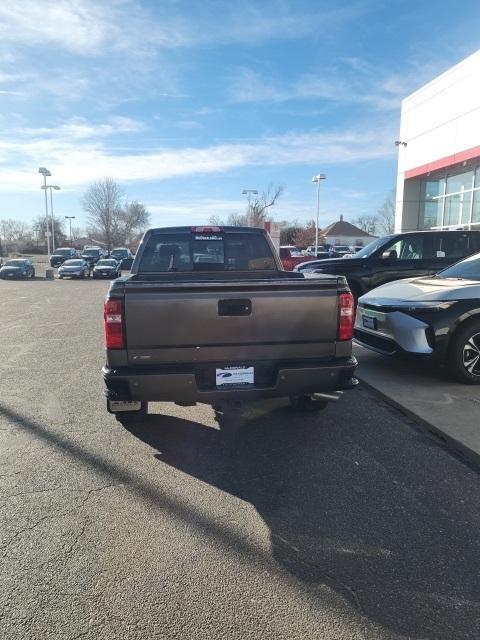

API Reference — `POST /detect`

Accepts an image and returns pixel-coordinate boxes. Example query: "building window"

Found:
[419,167,479,229]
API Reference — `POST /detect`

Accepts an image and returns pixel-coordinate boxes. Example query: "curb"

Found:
[357,375,480,471]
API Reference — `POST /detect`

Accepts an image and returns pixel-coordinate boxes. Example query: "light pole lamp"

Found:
[38,167,51,257]
[41,184,60,252]
[65,216,75,246]
[242,189,258,226]
[311,174,326,253]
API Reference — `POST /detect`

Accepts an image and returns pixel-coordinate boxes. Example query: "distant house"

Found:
[319,215,378,247]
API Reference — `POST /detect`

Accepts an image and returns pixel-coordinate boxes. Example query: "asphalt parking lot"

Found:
[1,278,480,640]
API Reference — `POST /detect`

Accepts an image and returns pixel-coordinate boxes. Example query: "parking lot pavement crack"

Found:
[63,518,89,557]
[3,483,117,501]
[1,484,116,558]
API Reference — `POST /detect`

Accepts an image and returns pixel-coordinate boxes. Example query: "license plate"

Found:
[363,315,377,330]
[216,366,254,387]
[108,400,142,412]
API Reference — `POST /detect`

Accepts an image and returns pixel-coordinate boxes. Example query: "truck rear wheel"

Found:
[289,394,328,411]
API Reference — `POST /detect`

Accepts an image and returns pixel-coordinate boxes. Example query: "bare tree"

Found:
[353,214,379,236]
[377,189,396,234]
[82,178,123,252]
[247,185,284,227]
[32,216,66,247]
[70,226,84,242]
[120,201,151,244]
[227,212,248,226]
[0,219,27,243]
[208,215,223,226]
[293,220,317,247]
[0,218,29,253]
[82,179,150,248]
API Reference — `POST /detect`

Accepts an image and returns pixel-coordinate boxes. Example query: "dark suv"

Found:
[110,247,134,270]
[81,247,104,267]
[50,247,77,268]
[294,230,480,300]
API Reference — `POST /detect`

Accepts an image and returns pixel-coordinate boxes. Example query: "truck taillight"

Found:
[104,299,124,349]
[338,292,354,341]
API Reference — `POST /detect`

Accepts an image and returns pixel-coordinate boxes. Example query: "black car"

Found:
[0,259,35,279]
[50,247,77,267]
[295,230,480,301]
[355,251,480,384]
[81,247,104,267]
[92,259,121,279]
[110,247,134,270]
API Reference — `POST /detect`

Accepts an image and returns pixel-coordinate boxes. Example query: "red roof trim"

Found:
[404,144,480,179]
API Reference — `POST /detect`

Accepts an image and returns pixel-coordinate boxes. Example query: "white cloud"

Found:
[0,1,115,55]
[0,121,396,192]
[229,63,442,112]
[0,1,356,57]
[11,116,146,140]
[148,199,246,225]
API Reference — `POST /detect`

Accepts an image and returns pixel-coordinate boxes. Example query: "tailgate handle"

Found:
[218,298,252,316]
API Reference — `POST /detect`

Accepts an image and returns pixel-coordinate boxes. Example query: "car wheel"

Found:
[448,321,480,384]
[289,394,328,411]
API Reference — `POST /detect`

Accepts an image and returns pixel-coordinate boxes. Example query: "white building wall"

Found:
[396,49,480,231]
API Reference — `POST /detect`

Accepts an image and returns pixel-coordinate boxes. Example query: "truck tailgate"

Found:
[123,279,340,365]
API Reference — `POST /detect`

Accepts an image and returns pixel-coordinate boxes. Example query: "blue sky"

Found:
[1,0,479,231]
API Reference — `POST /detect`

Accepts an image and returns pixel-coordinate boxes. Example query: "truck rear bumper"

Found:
[102,357,358,403]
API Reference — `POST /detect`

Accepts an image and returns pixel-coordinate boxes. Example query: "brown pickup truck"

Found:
[102,226,357,421]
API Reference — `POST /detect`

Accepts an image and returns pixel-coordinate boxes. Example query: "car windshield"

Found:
[4,260,25,266]
[436,252,480,281]
[54,249,72,256]
[97,260,117,266]
[112,249,127,256]
[63,260,83,266]
[83,249,100,256]
[354,236,393,258]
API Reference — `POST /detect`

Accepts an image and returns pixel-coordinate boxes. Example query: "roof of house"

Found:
[320,217,374,238]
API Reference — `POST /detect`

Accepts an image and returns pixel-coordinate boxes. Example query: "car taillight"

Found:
[338,292,354,341]
[104,299,124,349]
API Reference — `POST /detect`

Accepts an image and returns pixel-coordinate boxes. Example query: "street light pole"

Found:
[311,174,326,253]
[41,183,61,253]
[38,168,52,257]
[65,216,75,246]
[49,188,55,252]
[48,185,60,252]
[241,189,258,226]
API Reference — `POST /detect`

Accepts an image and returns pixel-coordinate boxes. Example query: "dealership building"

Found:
[395,49,480,232]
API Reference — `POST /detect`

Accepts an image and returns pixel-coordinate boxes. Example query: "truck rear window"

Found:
[138,232,277,272]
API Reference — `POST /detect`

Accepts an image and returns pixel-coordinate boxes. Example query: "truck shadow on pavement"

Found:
[121,395,480,640]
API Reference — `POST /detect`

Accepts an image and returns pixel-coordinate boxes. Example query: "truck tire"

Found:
[289,394,328,411]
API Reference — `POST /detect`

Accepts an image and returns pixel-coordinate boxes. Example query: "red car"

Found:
[279,246,314,271]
